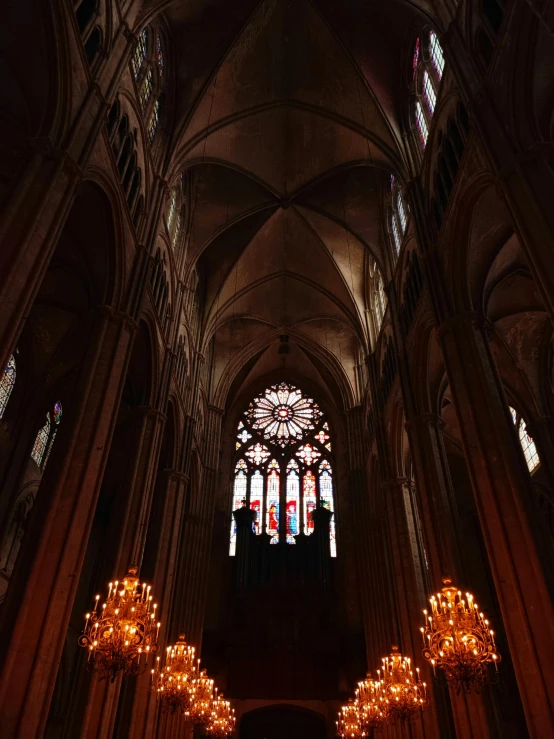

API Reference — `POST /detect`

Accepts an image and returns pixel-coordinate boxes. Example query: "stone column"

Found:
[437,311,554,738]
[0,307,136,739]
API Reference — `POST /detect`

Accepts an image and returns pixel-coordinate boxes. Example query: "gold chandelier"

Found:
[79,566,160,681]
[377,646,426,722]
[355,674,386,731]
[207,690,236,737]
[151,634,198,715]
[421,577,501,692]
[188,670,215,725]
[336,699,367,738]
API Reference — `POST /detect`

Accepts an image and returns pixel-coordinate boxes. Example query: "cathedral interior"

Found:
[0,0,553,737]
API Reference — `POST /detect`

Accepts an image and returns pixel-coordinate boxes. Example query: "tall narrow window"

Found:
[31,413,51,467]
[147,100,160,144]
[429,31,445,80]
[156,34,164,77]
[229,382,336,555]
[423,71,437,115]
[510,407,540,473]
[266,459,280,544]
[390,177,408,256]
[172,213,182,251]
[0,354,16,418]
[415,102,429,147]
[140,68,153,112]
[396,190,407,232]
[286,459,300,544]
[167,189,177,233]
[229,459,248,556]
[319,460,336,557]
[132,29,148,79]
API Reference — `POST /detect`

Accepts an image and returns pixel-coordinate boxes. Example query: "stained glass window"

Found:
[319,460,336,557]
[415,101,429,147]
[156,34,164,77]
[245,382,323,448]
[303,471,317,535]
[229,383,336,555]
[391,178,408,255]
[392,215,402,254]
[31,413,51,467]
[147,99,160,144]
[429,31,445,81]
[413,38,420,79]
[286,460,300,544]
[132,29,148,79]
[266,460,280,544]
[167,189,177,233]
[229,459,248,555]
[510,407,540,474]
[250,470,264,536]
[423,71,437,116]
[397,190,407,232]
[0,354,16,419]
[172,213,182,251]
[140,68,153,112]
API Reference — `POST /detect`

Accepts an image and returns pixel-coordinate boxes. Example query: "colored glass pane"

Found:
[245,382,323,448]
[229,461,248,556]
[429,31,445,80]
[245,443,270,466]
[140,68,153,112]
[250,470,264,537]
[167,189,177,232]
[314,428,330,446]
[156,34,164,77]
[147,99,160,144]
[397,190,407,232]
[296,443,321,466]
[413,37,420,79]
[0,354,16,419]
[286,460,300,544]
[423,70,437,116]
[392,215,402,254]
[416,101,429,147]
[266,462,280,543]
[53,401,62,425]
[303,470,317,535]
[31,413,51,466]
[132,29,148,79]
[319,460,336,557]
[236,422,252,448]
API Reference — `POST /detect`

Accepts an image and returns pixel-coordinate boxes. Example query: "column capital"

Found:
[405,413,445,432]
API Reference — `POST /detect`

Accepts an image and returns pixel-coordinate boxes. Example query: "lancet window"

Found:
[510,407,540,474]
[167,176,186,253]
[390,176,409,255]
[412,31,445,149]
[368,261,387,338]
[229,383,336,556]
[0,355,16,418]
[131,26,166,146]
[31,401,62,470]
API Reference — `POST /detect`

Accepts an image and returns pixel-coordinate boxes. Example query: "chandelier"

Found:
[151,634,198,715]
[336,699,367,738]
[421,577,501,693]
[79,566,160,681]
[188,670,215,725]
[377,646,426,722]
[355,674,386,731]
[207,690,236,737]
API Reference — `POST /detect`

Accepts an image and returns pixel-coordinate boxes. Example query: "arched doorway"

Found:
[240,705,326,739]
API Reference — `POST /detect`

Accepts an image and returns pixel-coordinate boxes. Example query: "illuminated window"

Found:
[167,189,177,233]
[31,401,62,469]
[229,383,336,555]
[172,213,182,251]
[0,355,16,418]
[156,34,164,77]
[397,190,407,232]
[147,100,160,144]
[510,407,540,473]
[132,29,148,79]
[412,37,420,79]
[140,68,153,112]
[429,31,445,80]
[390,177,408,255]
[415,102,429,147]
[423,71,437,116]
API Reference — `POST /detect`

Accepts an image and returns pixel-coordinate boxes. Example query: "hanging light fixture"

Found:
[377,646,426,722]
[188,669,215,726]
[336,699,367,738]
[151,634,198,715]
[355,674,386,731]
[206,690,236,737]
[421,577,501,693]
[79,566,160,681]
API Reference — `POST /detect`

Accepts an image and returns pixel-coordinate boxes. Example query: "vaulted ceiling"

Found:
[147,0,436,410]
